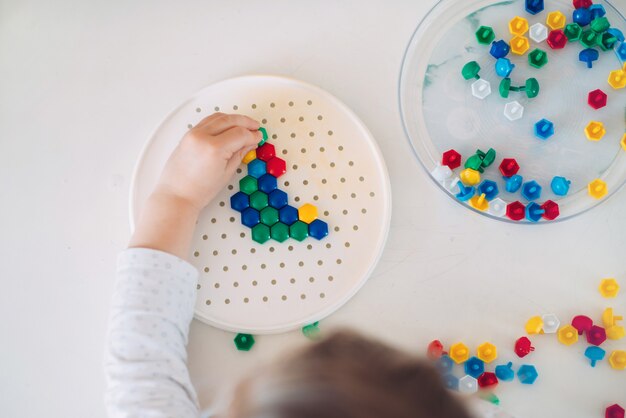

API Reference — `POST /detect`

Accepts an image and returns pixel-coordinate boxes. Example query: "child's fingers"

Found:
[225,144,256,174]
[215,126,262,154]
[202,114,260,135]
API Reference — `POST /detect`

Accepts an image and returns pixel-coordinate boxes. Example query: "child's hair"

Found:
[230,330,472,418]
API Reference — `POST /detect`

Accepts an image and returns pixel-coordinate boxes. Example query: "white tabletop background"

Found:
[1,1,625,417]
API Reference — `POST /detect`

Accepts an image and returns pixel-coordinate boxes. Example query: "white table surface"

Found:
[1,1,625,417]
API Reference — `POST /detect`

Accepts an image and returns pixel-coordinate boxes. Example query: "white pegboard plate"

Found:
[130,75,391,334]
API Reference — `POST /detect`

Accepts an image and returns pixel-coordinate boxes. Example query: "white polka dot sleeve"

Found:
[104,248,200,418]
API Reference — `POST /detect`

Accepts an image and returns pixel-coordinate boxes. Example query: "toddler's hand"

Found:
[155,113,262,211]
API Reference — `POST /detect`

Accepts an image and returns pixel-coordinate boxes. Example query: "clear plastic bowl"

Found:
[399,0,626,223]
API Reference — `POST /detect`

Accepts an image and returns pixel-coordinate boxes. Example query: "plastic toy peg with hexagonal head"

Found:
[230,191,250,212]
[462,61,482,80]
[529,48,548,68]
[256,142,275,161]
[551,176,571,196]
[266,157,286,177]
[460,168,481,186]
[581,30,599,48]
[477,148,496,168]
[470,193,489,211]
[242,149,256,164]
[500,78,540,98]
[541,314,560,333]
[529,23,548,42]
[504,101,524,121]
[239,175,258,195]
[525,316,544,334]
[607,326,626,340]
[427,340,445,360]
[572,315,593,335]
[589,4,607,19]
[443,176,461,193]
[308,219,328,240]
[241,207,260,228]
[234,333,255,351]
[547,11,566,30]
[587,325,607,346]
[442,149,462,169]
[278,205,298,226]
[442,374,459,391]
[260,207,279,226]
[585,346,606,367]
[510,16,529,36]
[270,222,289,243]
[490,40,510,58]
[450,342,470,364]
[471,79,492,99]
[257,127,268,146]
[579,48,599,68]
[591,16,610,33]
[588,178,608,199]
[477,372,498,388]
[495,362,515,381]
[565,23,583,41]
[515,336,535,358]
[477,180,499,201]
[249,190,269,211]
[478,392,500,406]
[477,342,497,363]
[298,203,318,224]
[476,26,496,45]
[506,201,526,221]
[488,198,507,217]
[574,8,592,27]
[496,58,516,77]
[431,164,453,183]
[521,180,542,201]
[574,0,592,9]
[535,119,555,139]
[436,354,454,374]
[608,350,626,370]
[600,32,618,51]
[258,173,278,194]
[525,202,545,222]
[605,404,625,418]
[547,30,567,49]
[622,133,626,151]
[456,183,475,202]
[268,189,288,209]
[505,175,523,193]
[517,365,538,384]
[525,0,544,15]
[558,325,579,345]
[302,322,321,340]
[510,36,530,55]
[587,325,606,345]
[600,278,620,298]
[247,159,267,178]
[251,223,271,244]
[608,69,626,89]
[465,154,484,172]
[464,357,485,378]
[588,89,608,109]
[499,158,520,177]
[289,221,309,242]
[541,200,560,220]
[458,375,478,394]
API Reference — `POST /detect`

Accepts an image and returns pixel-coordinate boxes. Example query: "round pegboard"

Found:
[130,75,391,334]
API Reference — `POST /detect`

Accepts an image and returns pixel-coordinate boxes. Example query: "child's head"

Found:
[230,330,472,418]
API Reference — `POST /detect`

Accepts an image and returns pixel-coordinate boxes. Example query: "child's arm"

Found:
[104,113,261,418]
